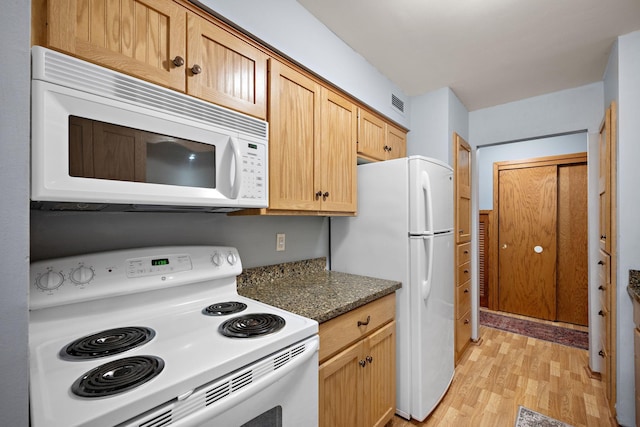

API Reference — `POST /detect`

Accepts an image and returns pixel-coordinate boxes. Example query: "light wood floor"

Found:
[389,326,617,427]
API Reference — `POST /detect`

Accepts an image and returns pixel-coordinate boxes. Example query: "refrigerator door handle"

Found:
[421,235,434,301]
[421,171,434,232]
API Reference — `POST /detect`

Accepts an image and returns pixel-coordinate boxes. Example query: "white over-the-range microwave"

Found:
[30,46,268,212]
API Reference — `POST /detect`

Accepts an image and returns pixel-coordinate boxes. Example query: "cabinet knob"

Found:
[191,64,202,75]
[599,350,605,358]
[172,56,185,67]
[322,191,329,200]
[464,250,469,254]
[315,191,322,200]
[598,260,604,265]
[598,285,605,291]
[366,356,373,364]
[464,319,470,325]
[601,235,607,240]
[359,360,367,367]
[357,315,371,327]
[598,310,606,317]
[464,288,469,294]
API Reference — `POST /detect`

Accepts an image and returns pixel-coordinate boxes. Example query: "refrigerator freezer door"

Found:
[409,157,454,234]
[409,233,454,421]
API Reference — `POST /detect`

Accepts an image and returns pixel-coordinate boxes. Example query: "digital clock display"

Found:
[151,258,169,266]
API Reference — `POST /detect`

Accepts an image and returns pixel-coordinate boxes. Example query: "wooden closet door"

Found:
[498,165,558,320]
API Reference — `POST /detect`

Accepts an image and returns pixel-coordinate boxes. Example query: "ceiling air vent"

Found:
[391,93,405,114]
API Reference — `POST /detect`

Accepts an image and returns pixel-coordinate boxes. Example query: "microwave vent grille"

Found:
[37,49,267,139]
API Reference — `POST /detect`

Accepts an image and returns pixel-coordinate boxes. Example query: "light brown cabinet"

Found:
[259,60,356,215]
[357,109,406,162]
[319,294,396,427]
[598,101,617,415]
[633,297,640,427]
[40,0,267,119]
[453,133,472,363]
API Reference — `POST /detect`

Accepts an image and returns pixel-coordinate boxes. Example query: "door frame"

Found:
[489,152,588,312]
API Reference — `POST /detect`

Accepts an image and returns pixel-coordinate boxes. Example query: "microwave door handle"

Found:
[229,136,242,199]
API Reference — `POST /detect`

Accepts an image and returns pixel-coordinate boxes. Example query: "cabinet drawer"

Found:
[455,280,471,319]
[455,309,471,352]
[457,261,471,285]
[319,293,395,363]
[457,243,471,265]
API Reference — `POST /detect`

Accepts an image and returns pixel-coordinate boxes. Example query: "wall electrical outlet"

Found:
[276,233,286,251]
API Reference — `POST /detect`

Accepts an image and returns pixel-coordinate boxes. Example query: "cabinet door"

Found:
[357,108,386,161]
[47,0,186,91]
[268,60,321,211]
[385,124,407,160]
[598,106,611,253]
[319,341,364,427]
[454,134,471,243]
[319,88,357,213]
[365,321,396,427]
[186,13,267,119]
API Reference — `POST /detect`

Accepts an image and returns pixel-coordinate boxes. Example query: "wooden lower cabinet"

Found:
[319,294,396,427]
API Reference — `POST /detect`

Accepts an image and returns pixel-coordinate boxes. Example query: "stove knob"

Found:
[70,265,95,285]
[226,252,237,265]
[35,270,64,291]
[211,252,224,266]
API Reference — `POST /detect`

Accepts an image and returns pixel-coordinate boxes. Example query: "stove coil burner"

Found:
[71,355,164,398]
[61,326,156,360]
[203,301,248,316]
[219,313,286,338]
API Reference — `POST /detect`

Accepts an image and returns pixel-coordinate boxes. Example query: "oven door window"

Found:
[68,116,215,189]
[241,406,282,427]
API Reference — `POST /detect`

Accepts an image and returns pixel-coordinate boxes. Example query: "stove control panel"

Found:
[29,246,242,310]
[126,254,192,278]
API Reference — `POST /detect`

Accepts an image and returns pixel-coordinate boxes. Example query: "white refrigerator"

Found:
[330,155,454,421]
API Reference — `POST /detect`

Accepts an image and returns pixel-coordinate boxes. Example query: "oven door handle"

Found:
[168,336,319,427]
[229,135,242,200]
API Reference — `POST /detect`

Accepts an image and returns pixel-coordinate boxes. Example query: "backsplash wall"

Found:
[30,211,328,268]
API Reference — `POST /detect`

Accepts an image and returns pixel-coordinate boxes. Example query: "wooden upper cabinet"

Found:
[319,88,357,213]
[386,124,407,160]
[357,108,407,162]
[267,60,356,214]
[454,133,471,243]
[186,12,267,119]
[46,0,187,91]
[268,60,321,211]
[43,0,268,119]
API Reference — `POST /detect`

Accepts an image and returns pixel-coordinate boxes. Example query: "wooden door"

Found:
[268,60,321,211]
[556,163,588,325]
[498,165,558,320]
[186,13,267,119]
[46,0,186,91]
[365,321,396,427]
[319,341,364,427]
[319,88,357,213]
[599,107,612,253]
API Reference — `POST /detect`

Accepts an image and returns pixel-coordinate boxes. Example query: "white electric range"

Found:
[29,246,319,427]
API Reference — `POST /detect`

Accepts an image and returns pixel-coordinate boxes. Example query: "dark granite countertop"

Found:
[237,258,401,323]
[627,270,640,303]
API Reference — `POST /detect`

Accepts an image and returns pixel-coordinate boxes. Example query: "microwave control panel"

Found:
[239,141,267,202]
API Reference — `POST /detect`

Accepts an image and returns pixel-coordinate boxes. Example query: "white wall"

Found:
[612,30,640,426]
[0,1,30,426]
[408,87,469,165]
[470,82,604,146]
[194,0,409,128]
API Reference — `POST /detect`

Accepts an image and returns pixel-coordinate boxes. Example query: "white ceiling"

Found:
[296,0,640,111]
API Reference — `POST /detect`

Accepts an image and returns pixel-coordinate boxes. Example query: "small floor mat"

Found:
[480,310,588,350]
[515,405,573,427]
